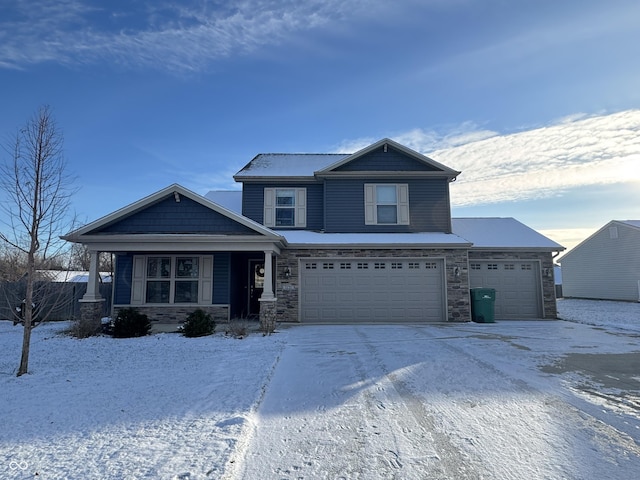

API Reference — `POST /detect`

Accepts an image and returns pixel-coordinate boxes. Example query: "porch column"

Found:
[78,249,105,337]
[82,250,103,301]
[260,250,275,300]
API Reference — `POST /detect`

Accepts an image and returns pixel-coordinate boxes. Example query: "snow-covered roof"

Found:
[36,270,112,283]
[452,218,564,250]
[194,192,564,250]
[205,190,243,213]
[280,230,471,248]
[234,154,349,178]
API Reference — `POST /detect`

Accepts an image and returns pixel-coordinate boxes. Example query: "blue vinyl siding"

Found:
[92,195,257,235]
[213,253,230,304]
[324,178,452,233]
[242,182,324,230]
[114,254,133,304]
[333,145,441,172]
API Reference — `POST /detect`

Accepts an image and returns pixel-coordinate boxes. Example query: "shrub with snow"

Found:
[112,308,151,338]
[182,309,216,337]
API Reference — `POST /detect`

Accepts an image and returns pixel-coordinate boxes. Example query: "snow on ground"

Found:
[558,297,640,332]
[1,300,639,479]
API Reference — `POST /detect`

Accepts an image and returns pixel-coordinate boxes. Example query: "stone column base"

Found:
[76,299,106,338]
[259,298,277,335]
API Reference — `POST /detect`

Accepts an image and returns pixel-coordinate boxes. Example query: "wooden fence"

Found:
[0,281,113,322]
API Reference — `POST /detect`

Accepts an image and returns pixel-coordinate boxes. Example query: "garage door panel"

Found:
[469,261,541,319]
[301,258,444,323]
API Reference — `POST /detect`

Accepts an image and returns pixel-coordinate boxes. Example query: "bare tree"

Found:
[69,243,113,274]
[0,105,77,376]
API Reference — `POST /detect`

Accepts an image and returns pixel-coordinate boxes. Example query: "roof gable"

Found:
[318,138,460,179]
[92,194,256,235]
[63,184,279,241]
[559,220,640,262]
[233,138,460,180]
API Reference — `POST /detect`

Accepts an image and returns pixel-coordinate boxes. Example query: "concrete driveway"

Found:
[226,320,640,480]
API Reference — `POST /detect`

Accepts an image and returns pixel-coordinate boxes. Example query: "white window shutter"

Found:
[263,188,275,227]
[397,184,410,225]
[295,188,307,228]
[199,256,213,304]
[131,256,145,304]
[364,184,376,225]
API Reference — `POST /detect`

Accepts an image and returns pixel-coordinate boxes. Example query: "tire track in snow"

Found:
[221,346,284,480]
[354,327,485,480]
[403,324,640,479]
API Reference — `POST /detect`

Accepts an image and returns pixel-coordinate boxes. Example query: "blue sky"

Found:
[1,0,639,252]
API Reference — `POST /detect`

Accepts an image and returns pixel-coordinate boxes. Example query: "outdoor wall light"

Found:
[453,266,460,278]
[284,267,291,278]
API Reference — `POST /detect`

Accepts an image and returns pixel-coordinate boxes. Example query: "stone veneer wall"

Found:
[467,251,558,319]
[275,248,471,323]
[112,305,230,324]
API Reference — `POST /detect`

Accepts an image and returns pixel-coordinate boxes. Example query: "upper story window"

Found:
[264,188,306,228]
[364,184,410,225]
[275,189,295,226]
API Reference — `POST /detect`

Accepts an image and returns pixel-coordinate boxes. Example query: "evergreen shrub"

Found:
[112,308,151,338]
[182,309,216,337]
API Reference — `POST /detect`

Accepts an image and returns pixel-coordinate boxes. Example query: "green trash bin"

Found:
[470,288,496,323]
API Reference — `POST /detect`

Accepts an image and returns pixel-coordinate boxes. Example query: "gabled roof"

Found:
[558,220,640,262]
[204,190,243,213]
[317,138,460,179]
[233,138,460,181]
[62,184,282,243]
[452,218,565,251]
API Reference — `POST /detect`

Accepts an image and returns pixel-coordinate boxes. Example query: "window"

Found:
[364,184,409,225]
[264,188,306,228]
[275,189,295,226]
[132,255,213,305]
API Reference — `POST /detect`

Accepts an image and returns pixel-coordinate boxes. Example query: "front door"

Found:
[249,260,265,316]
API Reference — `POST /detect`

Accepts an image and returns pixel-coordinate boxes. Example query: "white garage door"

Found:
[300,258,445,323]
[469,260,541,319]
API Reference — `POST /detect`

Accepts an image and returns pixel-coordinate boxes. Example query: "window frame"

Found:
[364,183,410,225]
[263,187,307,228]
[131,255,213,305]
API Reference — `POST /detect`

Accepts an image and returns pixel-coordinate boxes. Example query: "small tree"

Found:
[0,105,77,376]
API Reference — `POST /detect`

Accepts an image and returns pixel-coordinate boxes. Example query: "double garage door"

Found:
[469,260,542,319]
[300,258,445,323]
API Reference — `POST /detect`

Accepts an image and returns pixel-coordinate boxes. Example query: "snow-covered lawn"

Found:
[1,299,639,479]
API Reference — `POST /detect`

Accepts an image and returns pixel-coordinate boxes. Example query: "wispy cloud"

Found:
[0,0,385,72]
[439,110,640,206]
[336,110,640,207]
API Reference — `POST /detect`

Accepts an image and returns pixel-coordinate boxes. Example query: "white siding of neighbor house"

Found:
[561,221,640,302]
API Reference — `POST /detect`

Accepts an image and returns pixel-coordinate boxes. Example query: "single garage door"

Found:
[469,260,541,319]
[300,258,445,323]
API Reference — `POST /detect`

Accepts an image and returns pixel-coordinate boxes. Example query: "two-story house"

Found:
[62,138,563,328]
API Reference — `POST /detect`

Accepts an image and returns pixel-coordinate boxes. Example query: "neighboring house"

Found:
[560,220,640,302]
[36,270,112,283]
[62,138,563,326]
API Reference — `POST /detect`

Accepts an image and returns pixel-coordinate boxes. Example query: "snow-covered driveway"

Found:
[1,300,639,479]
[228,322,640,479]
